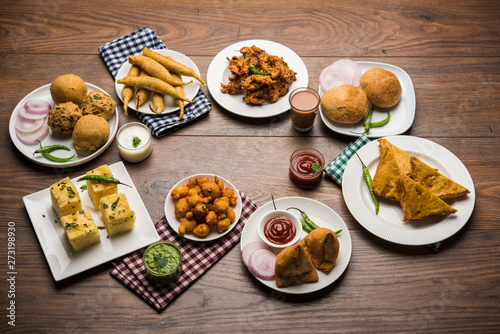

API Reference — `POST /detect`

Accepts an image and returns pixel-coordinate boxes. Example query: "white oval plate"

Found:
[9,83,118,168]
[342,135,475,245]
[165,174,242,242]
[22,161,160,281]
[207,39,309,118]
[319,61,416,138]
[115,49,201,115]
[240,197,352,294]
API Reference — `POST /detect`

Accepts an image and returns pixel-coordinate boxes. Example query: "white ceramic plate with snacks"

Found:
[240,197,351,294]
[22,162,160,281]
[206,39,309,118]
[342,136,475,246]
[319,61,416,138]
[9,83,118,168]
[165,174,243,242]
[115,49,201,115]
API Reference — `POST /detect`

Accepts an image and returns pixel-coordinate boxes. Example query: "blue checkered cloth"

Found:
[98,26,211,137]
[324,134,371,185]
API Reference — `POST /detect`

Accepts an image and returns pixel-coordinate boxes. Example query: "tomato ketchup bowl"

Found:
[258,210,302,249]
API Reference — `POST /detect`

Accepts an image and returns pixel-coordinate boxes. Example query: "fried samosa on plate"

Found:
[275,244,318,288]
[410,156,470,199]
[372,138,412,201]
[398,174,457,222]
[300,228,339,272]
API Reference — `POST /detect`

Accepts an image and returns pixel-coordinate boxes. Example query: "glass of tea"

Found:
[289,87,320,132]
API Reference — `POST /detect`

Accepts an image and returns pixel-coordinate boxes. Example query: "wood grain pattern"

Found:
[0,0,499,332]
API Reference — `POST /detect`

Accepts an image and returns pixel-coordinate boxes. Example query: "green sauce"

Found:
[143,241,182,285]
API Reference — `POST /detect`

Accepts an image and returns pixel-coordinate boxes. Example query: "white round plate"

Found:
[165,174,243,242]
[9,83,118,168]
[115,49,201,115]
[240,197,352,294]
[342,135,475,245]
[319,61,416,138]
[206,39,309,118]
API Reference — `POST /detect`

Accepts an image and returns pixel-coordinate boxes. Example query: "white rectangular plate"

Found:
[23,161,160,281]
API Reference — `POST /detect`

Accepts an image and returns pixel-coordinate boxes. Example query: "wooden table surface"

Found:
[1,0,499,332]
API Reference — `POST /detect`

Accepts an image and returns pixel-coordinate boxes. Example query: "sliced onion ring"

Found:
[247,248,276,281]
[24,99,52,115]
[15,115,45,133]
[15,121,50,145]
[320,64,352,93]
[18,103,50,120]
[242,241,273,267]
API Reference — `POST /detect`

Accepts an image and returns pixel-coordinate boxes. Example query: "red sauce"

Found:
[289,148,324,188]
[264,216,297,245]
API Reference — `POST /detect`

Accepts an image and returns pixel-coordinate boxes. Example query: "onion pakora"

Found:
[221,45,297,105]
[171,176,238,237]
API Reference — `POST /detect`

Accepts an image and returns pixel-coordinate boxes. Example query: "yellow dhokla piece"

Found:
[60,209,101,252]
[50,177,82,219]
[86,164,118,209]
[100,193,136,236]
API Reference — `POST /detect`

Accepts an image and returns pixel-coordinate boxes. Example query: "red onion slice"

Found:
[247,248,276,280]
[242,240,273,267]
[332,59,362,86]
[15,115,45,132]
[24,99,52,115]
[319,64,351,93]
[15,121,50,145]
[18,103,50,120]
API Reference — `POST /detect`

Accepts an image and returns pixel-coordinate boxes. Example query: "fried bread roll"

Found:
[275,244,318,288]
[300,228,340,272]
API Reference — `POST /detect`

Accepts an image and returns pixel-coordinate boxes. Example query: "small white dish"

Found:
[206,39,308,118]
[165,174,242,242]
[258,209,302,249]
[319,61,416,138]
[9,83,119,168]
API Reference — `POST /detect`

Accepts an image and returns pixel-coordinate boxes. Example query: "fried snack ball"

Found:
[171,185,189,199]
[174,197,190,219]
[200,180,221,198]
[47,102,82,134]
[214,196,230,214]
[205,211,218,225]
[179,218,197,236]
[193,223,210,237]
[192,203,209,216]
[226,208,236,223]
[82,92,116,120]
[186,177,199,188]
[222,188,237,206]
[72,115,110,151]
[217,218,231,233]
[187,191,211,207]
[50,74,87,106]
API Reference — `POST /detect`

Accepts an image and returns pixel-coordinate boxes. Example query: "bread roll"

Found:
[360,68,402,108]
[320,84,368,124]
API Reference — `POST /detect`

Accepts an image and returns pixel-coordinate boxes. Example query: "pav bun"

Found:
[50,74,87,106]
[321,84,369,124]
[360,68,402,108]
[72,115,110,151]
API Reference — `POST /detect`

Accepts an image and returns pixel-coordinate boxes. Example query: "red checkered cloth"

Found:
[110,191,258,311]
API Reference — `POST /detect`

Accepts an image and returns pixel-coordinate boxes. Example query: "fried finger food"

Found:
[221,45,297,105]
[398,174,457,221]
[410,156,470,199]
[117,76,195,103]
[275,243,319,288]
